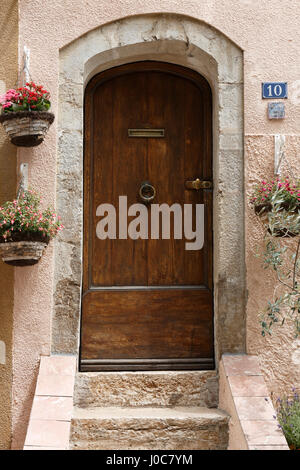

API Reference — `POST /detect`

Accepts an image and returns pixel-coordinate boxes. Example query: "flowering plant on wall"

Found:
[0,82,54,147]
[0,82,51,113]
[251,176,300,238]
[0,190,63,243]
[250,176,300,337]
[250,176,300,210]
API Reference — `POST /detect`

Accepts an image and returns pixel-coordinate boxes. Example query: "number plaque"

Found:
[262,82,288,99]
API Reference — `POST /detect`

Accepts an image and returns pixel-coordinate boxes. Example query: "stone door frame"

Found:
[53,14,245,365]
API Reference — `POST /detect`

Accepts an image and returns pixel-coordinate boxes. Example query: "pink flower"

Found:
[2,102,12,109]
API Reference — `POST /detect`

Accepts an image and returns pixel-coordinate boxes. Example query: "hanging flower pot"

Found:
[0,111,54,147]
[0,82,54,147]
[251,177,300,238]
[0,239,48,266]
[0,190,64,267]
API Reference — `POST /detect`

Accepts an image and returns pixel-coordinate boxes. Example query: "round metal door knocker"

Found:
[139,181,156,203]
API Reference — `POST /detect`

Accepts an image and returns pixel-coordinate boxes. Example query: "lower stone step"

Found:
[70,406,229,450]
[74,371,218,408]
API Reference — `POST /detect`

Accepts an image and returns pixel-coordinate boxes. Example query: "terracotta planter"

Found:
[254,202,300,238]
[0,111,55,147]
[0,233,49,266]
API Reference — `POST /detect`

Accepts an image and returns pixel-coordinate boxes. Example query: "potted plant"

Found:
[0,82,54,147]
[0,190,63,266]
[250,177,300,237]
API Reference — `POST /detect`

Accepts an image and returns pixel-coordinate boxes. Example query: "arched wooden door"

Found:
[81,62,213,371]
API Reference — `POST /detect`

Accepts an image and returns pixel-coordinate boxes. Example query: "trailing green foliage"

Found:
[252,182,300,336]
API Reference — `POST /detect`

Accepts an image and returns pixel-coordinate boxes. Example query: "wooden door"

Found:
[81,62,213,371]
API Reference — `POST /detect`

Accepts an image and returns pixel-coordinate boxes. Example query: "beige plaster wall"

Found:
[11,0,300,448]
[0,0,18,449]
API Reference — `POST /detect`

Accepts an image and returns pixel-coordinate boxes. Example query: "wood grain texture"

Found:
[82,62,213,370]
[81,289,213,359]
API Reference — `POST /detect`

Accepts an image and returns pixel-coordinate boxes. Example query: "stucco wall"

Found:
[11,0,300,449]
[0,0,18,450]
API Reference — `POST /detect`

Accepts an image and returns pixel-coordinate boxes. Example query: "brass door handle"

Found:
[139,181,156,203]
[185,178,212,190]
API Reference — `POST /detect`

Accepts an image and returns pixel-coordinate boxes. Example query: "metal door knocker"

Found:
[139,181,156,203]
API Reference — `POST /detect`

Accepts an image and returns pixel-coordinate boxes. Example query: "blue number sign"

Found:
[262,82,287,99]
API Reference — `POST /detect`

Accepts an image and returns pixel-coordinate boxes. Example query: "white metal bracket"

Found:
[23,46,30,84]
[18,163,29,196]
[274,134,285,176]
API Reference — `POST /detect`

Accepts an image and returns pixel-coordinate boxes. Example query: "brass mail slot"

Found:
[128,128,165,138]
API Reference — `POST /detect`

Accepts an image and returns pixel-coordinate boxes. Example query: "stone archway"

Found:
[52,14,245,364]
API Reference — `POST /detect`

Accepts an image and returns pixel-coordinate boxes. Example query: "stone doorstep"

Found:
[70,406,229,450]
[72,405,228,420]
[74,370,218,408]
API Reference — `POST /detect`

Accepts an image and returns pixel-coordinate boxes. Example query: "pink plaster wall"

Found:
[13,0,300,449]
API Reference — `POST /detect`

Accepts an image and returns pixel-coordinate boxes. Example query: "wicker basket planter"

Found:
[0,111,55,147]
[0,241,48,266]
[0,232,50,266]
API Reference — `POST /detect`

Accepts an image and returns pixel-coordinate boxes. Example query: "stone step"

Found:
[74,371,218,408]
[70,406,229,450]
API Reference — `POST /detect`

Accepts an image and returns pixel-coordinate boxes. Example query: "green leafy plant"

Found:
[262,187,300,238]
[0,82,51,113]
[275,389,300,450]
[0,190,64,243]
[251,177,300,336]
[258,235,300,337]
